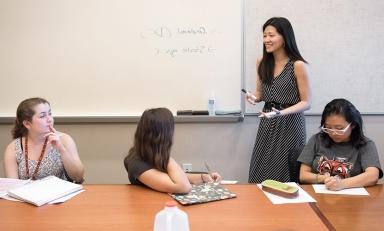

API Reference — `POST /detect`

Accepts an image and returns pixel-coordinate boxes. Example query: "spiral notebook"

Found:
[170,183,236,205]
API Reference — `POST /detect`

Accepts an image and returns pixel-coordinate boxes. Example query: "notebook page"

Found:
[7,176,83,206]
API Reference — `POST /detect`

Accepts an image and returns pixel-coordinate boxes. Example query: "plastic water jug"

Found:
[153,201,189,231]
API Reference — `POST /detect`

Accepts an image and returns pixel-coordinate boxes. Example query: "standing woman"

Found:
[247,17,311,183]
[3,97,84,183]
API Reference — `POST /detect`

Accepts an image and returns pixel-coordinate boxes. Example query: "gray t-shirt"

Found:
[124,156,152,185]
[298,134,383,179]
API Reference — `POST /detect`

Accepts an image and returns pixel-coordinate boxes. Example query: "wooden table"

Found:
[302,184,384,231]
[0,184,331,231]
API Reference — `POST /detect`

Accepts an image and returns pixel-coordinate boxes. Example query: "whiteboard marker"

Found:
[241,89,257,101]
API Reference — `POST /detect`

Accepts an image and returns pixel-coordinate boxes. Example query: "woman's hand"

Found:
[202,172,222,183]
[45,125,64,151]
[324,175,344,191]
[44,125,84,183]
[245,93,257,105]
[258,107,281,118]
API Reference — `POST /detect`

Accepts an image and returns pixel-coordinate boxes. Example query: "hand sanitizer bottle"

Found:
[154,201,189,231]
[208,92,216,116]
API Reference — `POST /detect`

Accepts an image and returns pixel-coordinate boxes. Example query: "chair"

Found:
[288,146,304,183]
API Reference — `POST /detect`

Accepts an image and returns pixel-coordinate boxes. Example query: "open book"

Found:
[7,176,83,206]
[170,182,236,205]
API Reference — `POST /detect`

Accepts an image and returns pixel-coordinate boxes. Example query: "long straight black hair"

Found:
[258,17,307,85]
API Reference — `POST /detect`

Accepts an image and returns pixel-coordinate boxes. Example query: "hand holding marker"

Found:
[241,89,281,118]
[241,89,257,105]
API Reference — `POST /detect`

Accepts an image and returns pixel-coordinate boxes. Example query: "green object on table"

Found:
[261,179,299,197]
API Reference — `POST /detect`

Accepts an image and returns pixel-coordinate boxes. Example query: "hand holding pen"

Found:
[203,161,222,183]
[242,89,258,105]
[324,173,344,191]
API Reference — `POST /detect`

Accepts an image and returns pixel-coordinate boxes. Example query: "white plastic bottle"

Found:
[208,93,216,116]
[153,201,189,231]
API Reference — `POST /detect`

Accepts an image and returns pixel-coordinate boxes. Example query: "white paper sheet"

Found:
[257,182,316,204]
[312,184,369,195]
[49,189,85,204]
[220,180,238,185]
[7,176,83,206]
[0,178,30,198]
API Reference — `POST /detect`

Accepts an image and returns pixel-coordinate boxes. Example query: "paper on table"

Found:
[0,178,30,198]
[49,189,85,204]
[257,182,316,204]
[7,176,83,206]
[220,180,238,185]
[2,188,85,204]
[312,184,369,195]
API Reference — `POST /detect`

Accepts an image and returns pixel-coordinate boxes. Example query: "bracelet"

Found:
[201,174,205,183]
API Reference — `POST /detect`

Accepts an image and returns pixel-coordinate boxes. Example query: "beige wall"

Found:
[0,115,383,184]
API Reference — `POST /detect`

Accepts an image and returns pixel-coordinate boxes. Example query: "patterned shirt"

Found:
[15,137,68,180]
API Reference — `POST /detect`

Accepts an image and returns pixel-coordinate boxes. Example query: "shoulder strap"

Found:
[19,137,23,152]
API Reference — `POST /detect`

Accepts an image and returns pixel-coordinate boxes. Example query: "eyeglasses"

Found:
[321,123,351,135]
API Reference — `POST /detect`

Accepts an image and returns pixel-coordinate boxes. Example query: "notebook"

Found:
[170,182,236,205]
[7,175,83,206]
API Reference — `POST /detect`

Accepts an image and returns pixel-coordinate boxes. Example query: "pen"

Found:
[204,161,211,172]
[204,161,215,182]
[241,89,257,102]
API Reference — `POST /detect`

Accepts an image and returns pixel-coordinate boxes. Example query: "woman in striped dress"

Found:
[246,17,311,183]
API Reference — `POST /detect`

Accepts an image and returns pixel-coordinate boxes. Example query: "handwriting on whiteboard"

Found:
[141,26,218,58]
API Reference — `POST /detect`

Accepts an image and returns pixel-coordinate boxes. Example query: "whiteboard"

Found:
[244,0,384,114]
[0,0,242,116]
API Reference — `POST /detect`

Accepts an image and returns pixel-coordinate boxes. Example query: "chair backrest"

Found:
[288,146,305,183]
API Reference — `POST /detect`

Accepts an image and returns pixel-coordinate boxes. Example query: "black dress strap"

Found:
[20,137,23,152]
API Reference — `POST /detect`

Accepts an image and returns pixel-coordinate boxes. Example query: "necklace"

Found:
[24,136,48,180]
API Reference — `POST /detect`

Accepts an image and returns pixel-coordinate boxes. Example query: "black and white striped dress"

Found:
[248,60,306,183]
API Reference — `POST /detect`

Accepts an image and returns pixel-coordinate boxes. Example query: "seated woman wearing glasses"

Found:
[297,98,382,190]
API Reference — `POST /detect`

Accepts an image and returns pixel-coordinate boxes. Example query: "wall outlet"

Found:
[182,163,192,172]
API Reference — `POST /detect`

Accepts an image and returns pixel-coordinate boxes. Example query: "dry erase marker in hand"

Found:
[241,89,257,102]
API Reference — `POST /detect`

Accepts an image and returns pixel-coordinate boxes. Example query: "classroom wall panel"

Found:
[245,0,384,114]
[0,0,242,116]
[0,116,383,183]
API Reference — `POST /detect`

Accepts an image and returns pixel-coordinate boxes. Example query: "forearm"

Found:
[253,89,262,103]
[300,171,326,184]
[299,164,326,184]
[187,173,205,185]
[59,146,84,182]
[167,159,191,192]
[280,101,311,116]
[340,170,379,189]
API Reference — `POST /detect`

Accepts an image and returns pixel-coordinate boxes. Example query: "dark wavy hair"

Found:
[320,98,366,148]
[12,97,50,139]
[124,108,174,172]
[258,17,307,85]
